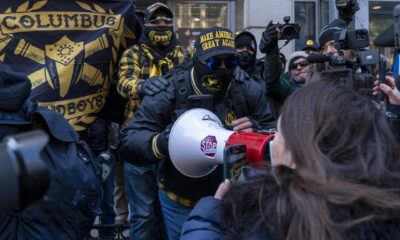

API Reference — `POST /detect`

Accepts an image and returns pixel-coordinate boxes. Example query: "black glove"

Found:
[259,21,279,55]
[233,66,250,82]
[156,124,173,158]
[139,76,169,96]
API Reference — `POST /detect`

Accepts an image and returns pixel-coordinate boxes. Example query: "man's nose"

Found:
[219,60,226,69]
[327,46,337,55]
[158,20,168,27]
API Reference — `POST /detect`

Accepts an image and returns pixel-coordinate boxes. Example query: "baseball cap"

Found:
[144,2,173,23]
[302,39,319,52]
[194,26,239,62]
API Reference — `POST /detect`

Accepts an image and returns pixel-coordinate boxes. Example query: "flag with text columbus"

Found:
[0,0,137,131]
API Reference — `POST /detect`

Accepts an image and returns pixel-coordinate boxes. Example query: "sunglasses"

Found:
[205,56,238,70]
[291,61,309,69]
[147,17,173,25]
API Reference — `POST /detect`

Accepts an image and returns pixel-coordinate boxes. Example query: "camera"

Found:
[320,68,376,98]
[0,130,49,211]
[333,29,369,51]
[335,0,350,8]
[277,16,301,40]
[318,48,384,101]
[311,26,383,101]
[335,0,360,24]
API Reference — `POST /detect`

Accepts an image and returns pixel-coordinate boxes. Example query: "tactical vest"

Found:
[167,62,250,122]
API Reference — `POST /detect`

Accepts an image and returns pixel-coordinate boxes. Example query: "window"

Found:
[320,0,330,29]
[295,2,316,51]
[174,1,233,49]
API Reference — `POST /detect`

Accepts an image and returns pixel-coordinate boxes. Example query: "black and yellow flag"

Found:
[0,0,138,131]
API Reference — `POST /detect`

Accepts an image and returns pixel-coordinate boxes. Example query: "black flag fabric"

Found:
[0,0,138,130]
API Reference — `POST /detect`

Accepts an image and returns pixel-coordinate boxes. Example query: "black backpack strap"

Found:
[174,68,191,109]
[171,65,192,120]
[229,79,249,118]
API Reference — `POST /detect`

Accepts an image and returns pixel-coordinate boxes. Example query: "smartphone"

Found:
[188,94,213,111]
[223,144,247,183]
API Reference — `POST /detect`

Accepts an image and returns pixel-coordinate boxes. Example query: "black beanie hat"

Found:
[235,33,256,52]
[318,18,347,49]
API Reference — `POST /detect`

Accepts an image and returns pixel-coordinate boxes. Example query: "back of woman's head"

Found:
[222,81,400,240]
[280,80,399,183]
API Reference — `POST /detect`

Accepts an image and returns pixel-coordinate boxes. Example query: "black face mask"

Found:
[193,58,234,95]
[144,26,174,48]
[238,51,255,72]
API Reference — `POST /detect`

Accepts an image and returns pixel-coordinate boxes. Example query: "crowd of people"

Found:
[0,0,400,239]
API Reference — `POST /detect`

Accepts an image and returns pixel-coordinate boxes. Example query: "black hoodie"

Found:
[235,31,258,77]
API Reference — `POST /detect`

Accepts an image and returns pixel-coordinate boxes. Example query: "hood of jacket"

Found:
[235,31,258,75]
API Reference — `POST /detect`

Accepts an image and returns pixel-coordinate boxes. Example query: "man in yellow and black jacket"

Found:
[119,26,276,240]
[118,2,190,125]
[117,2,190,240]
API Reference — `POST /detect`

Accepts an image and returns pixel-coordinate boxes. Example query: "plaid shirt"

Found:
[117,43,190,125]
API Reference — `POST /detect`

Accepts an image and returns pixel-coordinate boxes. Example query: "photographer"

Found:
[0,63,101,239]
[307,18,357,83]
[307,0,364,83]
[260,21,308,115]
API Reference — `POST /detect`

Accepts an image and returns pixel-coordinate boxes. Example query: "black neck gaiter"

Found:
[238,51,255,73]
[193,58,234,100]
[144,26,175,50]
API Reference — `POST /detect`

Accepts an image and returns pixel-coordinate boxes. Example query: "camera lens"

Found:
[282,26,295,40]
[356,30,366,40]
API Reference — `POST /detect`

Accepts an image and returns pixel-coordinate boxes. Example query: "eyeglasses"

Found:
[205,56,238,70]
[290,61,309,69]
[147,17,173,25]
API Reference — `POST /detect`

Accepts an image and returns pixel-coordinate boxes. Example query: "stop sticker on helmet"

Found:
[200,135,217,157]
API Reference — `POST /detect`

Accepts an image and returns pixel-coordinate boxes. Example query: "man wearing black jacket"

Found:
[235,31,258,77]
[119,26,276,240]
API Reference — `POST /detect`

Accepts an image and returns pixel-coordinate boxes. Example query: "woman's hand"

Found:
[373,76,400,105]
[214,179,231,200]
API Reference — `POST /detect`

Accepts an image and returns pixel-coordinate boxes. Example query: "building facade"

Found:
[136,0,398,62]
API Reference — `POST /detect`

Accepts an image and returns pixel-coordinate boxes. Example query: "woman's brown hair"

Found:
[222,81,400,240]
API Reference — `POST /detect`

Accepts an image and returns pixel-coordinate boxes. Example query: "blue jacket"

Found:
[180,196,225,240]
[181,166,400,240]
[181,196,267,240]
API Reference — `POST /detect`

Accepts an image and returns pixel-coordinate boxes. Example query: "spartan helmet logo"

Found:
[45,35,84,97]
